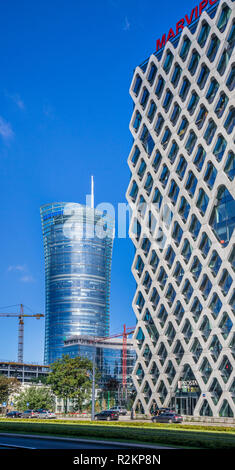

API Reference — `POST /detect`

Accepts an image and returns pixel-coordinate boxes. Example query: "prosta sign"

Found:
[156,0,219,51]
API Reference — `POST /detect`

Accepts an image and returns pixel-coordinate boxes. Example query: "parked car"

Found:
[108,406,127,416]
[37,411,56,419]
[95,410,119,421]
[20,410,40,419]
[151,407,176,416]
[152,412,183,424]
[6,411,22,418]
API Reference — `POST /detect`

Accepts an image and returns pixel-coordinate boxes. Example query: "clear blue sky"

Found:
[0,0,198,363]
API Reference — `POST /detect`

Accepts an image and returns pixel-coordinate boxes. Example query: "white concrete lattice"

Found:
[126,0,235,417]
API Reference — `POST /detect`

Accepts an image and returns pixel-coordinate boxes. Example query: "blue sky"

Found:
[0,0,198,363]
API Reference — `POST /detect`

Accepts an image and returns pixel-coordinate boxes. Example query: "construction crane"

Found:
[0,304,44,363]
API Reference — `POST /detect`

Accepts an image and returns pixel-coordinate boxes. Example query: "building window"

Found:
[200,274,212,300]
[152,150,162,173]
[219,269,233,296]
[204,161,217,190]
[195,105,208,129]
[217,5,231,33]
[176,155,187,180]
[147,62,157,85]
[224,107,235,135]
[133,74,142,96]
[196,188,209,216]
[140,87,150,109]
[190,256,202,282]
[206,78,219,103]
[171,63,182,87]
[162,89,173,112]
[163,50,174,74]
[168,179,179,205]
[178,196,190,223]
[177,116,189,139]
[207,34,220,62]
[215,92,228,118]
[159,164,170,188]
[198,21,210,48]
[209,250,222,277]
[133,110,142,132]
[226,65,235,91]
[147,100,157,123]
[213,134,227,162]
[181,239,192,264]
[161,127,171,149]
[204,119,217,145]
[170,102,181,126]
[179,36,191,61]
[140,125,155,156]
[189,214,201,241]
[199,232,211,258]
[224,151,235,181]
[187,90,199,114]
[154,113,164,136]
[179,77,190,101]
[168,140,179,163]
[172,221,183,247]
[197,64,209,89]
[137,159,147,181]
[188,49,200,75]
[144,172,153,196]
[130,146,140,167]
[217,49,230,76]
[185,170,198,198]
[173,262,184,286]
[155,75,165,98]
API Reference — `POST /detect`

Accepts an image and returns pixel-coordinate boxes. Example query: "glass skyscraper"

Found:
[40,202,114,364]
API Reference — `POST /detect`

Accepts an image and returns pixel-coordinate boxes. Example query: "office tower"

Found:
[127,0,235,417]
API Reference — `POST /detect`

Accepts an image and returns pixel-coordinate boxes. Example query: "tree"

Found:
[47,355,93,413]
[14,386,55,411]
[0,375,20,408]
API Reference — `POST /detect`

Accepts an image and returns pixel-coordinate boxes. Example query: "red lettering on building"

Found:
[185,8,195,25]
[176,19,185,35]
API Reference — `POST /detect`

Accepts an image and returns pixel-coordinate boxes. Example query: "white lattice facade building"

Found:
[127,0,235,417]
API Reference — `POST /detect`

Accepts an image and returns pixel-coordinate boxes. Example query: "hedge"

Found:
[0,419,235,449]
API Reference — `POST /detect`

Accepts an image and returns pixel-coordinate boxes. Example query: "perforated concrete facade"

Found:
[127,0,235,417]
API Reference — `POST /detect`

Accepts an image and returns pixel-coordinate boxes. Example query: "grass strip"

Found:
[0,420,235,449]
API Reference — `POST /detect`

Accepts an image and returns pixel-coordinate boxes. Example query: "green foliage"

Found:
[0,375,20,404]
[0,420,235,449]
[47,355,93,412]
[14,385,55,411]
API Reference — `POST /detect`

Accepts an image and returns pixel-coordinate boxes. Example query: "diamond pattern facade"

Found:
[127,0,235,417]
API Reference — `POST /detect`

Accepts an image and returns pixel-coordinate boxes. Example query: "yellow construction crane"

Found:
[0,304,44,363]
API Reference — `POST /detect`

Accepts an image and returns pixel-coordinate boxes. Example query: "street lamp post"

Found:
[91,348,96,421]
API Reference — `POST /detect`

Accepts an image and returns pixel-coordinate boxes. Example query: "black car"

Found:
[152,412,183,424]
[6,411,22,418]
[95,410,119,421]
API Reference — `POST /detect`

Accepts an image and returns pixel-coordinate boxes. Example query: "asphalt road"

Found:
[0,433,130,449]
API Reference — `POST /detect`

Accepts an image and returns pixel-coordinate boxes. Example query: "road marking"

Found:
[0,443,36,449]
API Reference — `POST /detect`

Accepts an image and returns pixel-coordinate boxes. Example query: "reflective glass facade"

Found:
[40,203,114,364]
[63,336,136,392]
